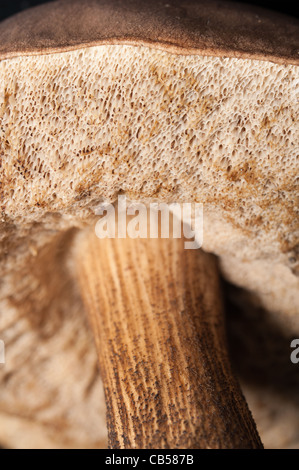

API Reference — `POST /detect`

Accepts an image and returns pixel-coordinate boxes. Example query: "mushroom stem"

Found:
[77,230,262,449]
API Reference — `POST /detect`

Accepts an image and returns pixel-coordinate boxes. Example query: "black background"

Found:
[0,0,298,22]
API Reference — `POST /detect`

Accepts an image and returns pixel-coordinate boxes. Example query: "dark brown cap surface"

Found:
[0,0,298,64]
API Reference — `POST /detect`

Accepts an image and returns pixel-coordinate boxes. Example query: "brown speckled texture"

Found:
[0,0,298,450]
[77,229,262,448]
[0,0,298,65]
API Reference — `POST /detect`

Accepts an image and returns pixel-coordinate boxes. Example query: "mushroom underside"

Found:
[0,43,298,448]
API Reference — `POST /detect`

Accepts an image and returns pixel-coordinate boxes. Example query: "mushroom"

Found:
[77,213,263,448]
[0,0,298,449]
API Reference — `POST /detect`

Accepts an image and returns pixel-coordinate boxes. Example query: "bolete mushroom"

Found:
[0,0,298,449]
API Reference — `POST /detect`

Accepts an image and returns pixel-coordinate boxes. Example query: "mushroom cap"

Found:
[0,0,298,309]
